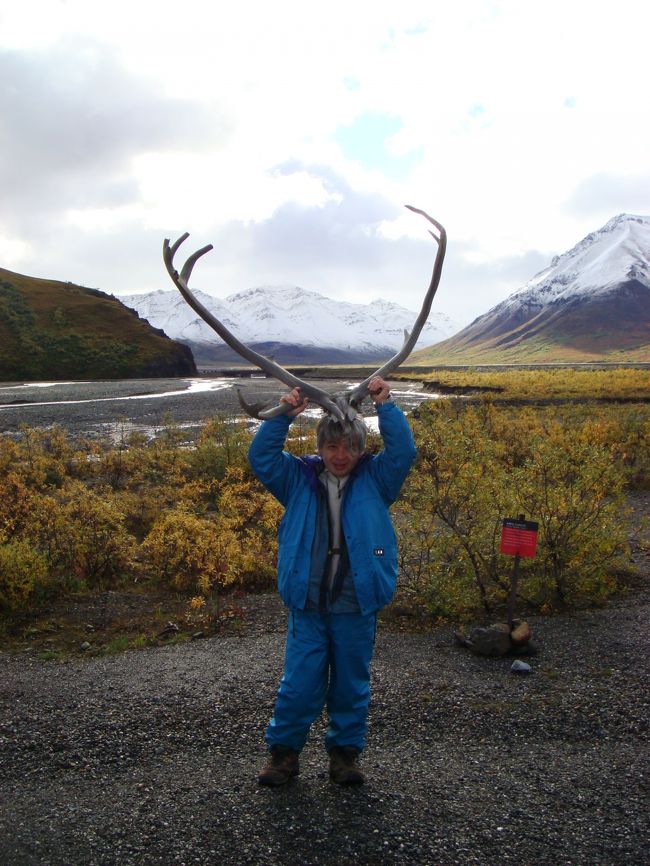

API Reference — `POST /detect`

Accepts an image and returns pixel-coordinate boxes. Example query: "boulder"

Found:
[467,626,512,657]
[455,620,536,658]
[490,622,511,635]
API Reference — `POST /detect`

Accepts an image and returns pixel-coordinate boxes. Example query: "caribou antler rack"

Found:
[163,206,446,423]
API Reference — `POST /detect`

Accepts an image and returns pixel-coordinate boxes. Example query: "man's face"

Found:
[319,438,361,478]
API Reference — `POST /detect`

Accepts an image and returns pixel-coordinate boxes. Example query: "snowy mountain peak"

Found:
[554,213,650,265]
[414,213,650,364]
[504,213,650,313]
[600,212,650,233]
[118,284,460,359]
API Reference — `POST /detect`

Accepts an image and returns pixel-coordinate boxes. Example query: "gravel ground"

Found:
[0,581,648,866]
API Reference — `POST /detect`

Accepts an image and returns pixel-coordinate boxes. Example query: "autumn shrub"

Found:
[187,417,250,481]
[283,414,317,456]
[120,436,187,490]
[398,366,650,401]
[0,427,103,538]
[398,368,650,487]
[1,381,642,622]
[93,427,192,535]
[28,482,136,591]
[609,408,650,489]
[512,423,627,606]
[0,471,41,541]
[141,470,282,594]
[141,510,228,593]
[13,425,82,488]
[397,401,516,617]
[397,399,630,618]
[213,466,284,588]
[0,539,49,613]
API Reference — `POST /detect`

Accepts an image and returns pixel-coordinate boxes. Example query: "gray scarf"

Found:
[320,470,349,592]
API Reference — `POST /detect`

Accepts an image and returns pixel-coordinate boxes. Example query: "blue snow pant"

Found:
[265,609,377,753]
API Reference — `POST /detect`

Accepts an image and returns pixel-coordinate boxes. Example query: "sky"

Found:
[1,0,649,328]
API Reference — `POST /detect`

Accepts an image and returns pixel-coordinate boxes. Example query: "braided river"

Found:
[0,377,437,439]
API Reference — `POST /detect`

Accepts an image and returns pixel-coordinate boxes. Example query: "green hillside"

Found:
[0,268,197,381]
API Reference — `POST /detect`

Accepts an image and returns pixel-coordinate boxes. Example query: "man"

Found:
[248,376,416,786]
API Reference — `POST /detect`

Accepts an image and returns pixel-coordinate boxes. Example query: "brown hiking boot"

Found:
[258,746,300,787]
[329,746,365,785]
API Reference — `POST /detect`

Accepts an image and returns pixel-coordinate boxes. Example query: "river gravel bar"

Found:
[0,377,432,439]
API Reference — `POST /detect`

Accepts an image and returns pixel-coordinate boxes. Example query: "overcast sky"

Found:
[1,0,649,326]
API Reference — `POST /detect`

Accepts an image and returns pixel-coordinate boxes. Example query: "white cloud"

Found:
[565,172,650,220]
[1,0,649,328]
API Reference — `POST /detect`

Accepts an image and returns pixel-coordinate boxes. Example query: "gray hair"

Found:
[316,415,368,453]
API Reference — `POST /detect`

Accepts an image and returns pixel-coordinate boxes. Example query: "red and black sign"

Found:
[500,518,539,558]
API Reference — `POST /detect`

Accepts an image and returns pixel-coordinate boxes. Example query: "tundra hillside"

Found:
[0,268,196,380]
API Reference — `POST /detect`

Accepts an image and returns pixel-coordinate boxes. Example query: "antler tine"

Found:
[236,388,297,421]
[346,206,447,408]
[163,234,347,422]
[180,245,214,285]
[168,232,189,259]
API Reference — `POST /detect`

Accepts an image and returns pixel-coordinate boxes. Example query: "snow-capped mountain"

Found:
[499,212,650,314]
[118,285,460,365]
[413,213,650,363]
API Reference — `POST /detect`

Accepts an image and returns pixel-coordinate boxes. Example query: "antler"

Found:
[162,234,348,422]
[345,206,446,408]
[162,205,446,423]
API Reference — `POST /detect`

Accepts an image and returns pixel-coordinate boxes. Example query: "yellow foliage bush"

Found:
[188,417,250,481]
[398,367,650,402]
[1,377,642,621]
[0,539,49,612]
[142,468,282,594]
[141,511,229,593]
[397,398,630,617]
[0,471,40,541]
[513,424,627,606]
[28,482,136,590]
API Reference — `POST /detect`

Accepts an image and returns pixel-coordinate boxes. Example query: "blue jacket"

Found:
[248,402,417,615]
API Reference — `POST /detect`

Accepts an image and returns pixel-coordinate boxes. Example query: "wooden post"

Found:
[507,554,521,630]
[506,513,525,629]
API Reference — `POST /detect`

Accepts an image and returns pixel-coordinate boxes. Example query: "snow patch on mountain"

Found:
[502,214,650,314]
[118,285,459,352]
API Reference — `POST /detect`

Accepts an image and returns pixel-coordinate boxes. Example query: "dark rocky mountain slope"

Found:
[412,214,650,364]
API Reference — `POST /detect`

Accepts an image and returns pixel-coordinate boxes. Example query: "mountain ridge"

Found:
[117,284,460,365]
[411,213,650,364]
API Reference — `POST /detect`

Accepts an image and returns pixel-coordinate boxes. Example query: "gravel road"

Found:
[1,584,648,866]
